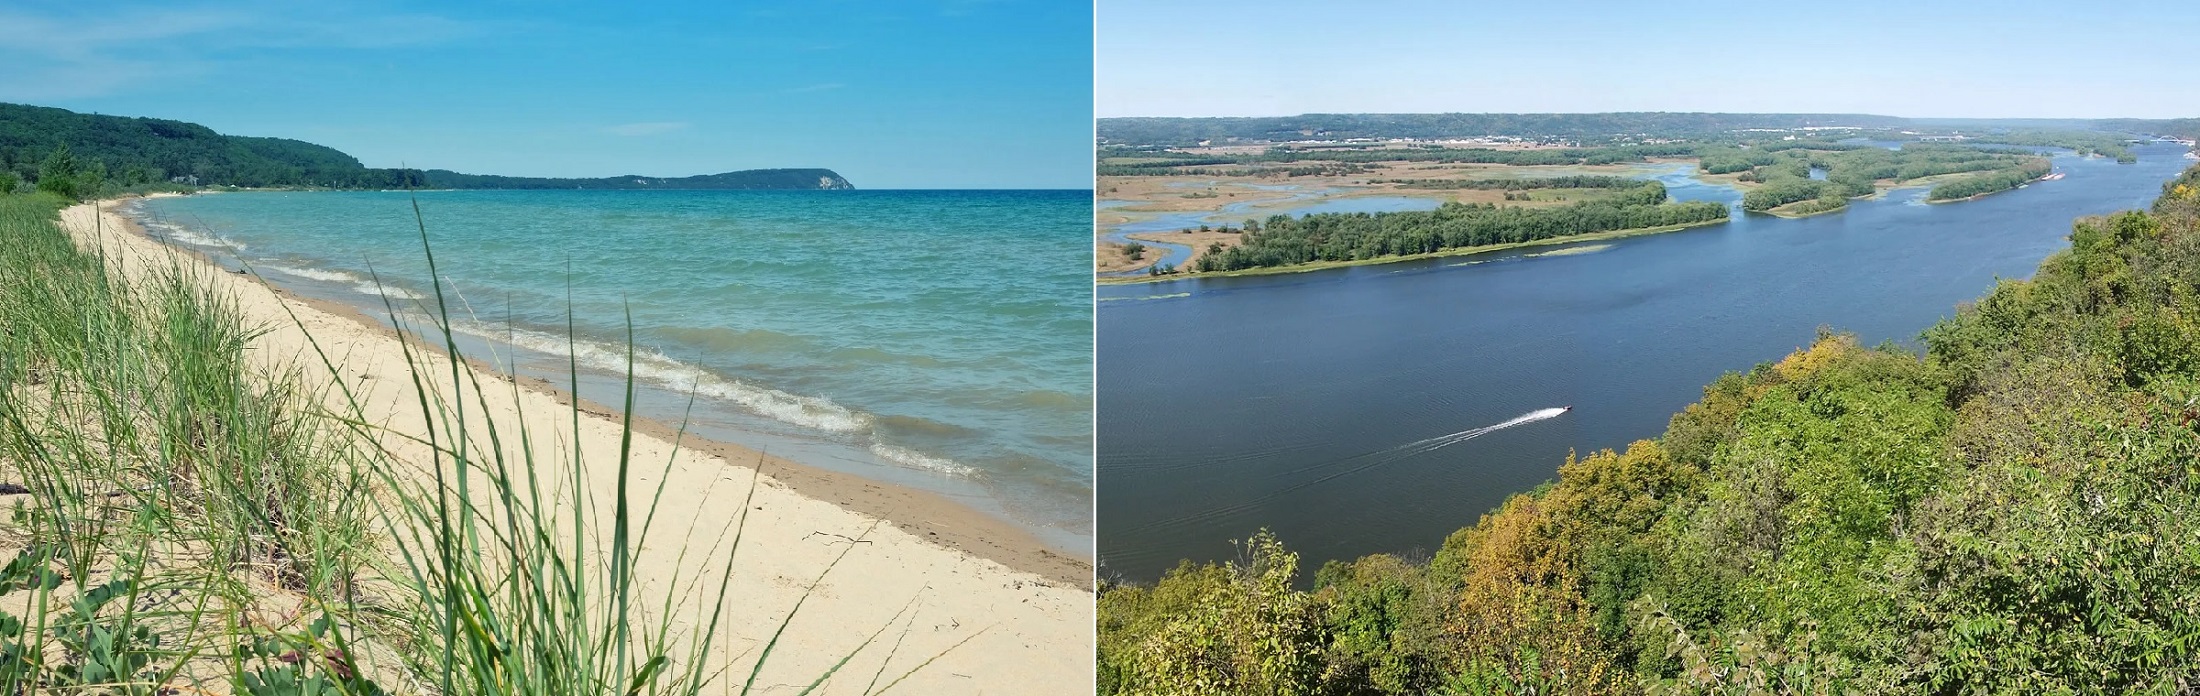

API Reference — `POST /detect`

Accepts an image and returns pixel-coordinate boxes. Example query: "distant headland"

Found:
[0,103,852,190]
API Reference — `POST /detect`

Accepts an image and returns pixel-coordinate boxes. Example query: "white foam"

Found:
[355,284,426,301]
[264,264,365,283]
[449,320,874,435]
[146,222,247,251]
[262,264,425,300]
[870,443,979,478]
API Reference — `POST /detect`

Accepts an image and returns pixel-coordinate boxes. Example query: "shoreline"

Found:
[1096,156,2064,284]
[1098,216,1732,285]
[112,193,1090,584]
[72,194,1091,690]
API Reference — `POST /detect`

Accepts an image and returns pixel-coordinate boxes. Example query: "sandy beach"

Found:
[61,196,1091,694]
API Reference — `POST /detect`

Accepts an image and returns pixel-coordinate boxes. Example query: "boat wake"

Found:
[1131,407,1572,533]
[1386,407,1569,458]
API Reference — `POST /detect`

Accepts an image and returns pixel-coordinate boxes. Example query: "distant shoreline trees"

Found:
[1727,145,2050,213]
[1193,182,1728,272]
[1928,159,2054,201]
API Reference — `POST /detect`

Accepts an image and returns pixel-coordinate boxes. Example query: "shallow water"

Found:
[1097,143,2191,581]
[133,189,1095,547]
[1097,189,1435,275]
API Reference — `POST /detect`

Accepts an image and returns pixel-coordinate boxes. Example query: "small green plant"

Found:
[235,615,386,696]
[51,579,163,692]
[0,547,62,690]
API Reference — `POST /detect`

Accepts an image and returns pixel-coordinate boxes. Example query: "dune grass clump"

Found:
[0,191,934,694]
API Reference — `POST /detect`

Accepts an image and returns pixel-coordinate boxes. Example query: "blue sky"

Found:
[1101,0,2200,120]
[0,1,1092,189]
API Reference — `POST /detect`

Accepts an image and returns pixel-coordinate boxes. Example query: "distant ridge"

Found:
[0,103,852,190]
[1097,112,1913,146]
[1096,112,2200,147]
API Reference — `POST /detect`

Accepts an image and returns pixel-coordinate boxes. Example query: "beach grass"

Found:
[0,190,935,694]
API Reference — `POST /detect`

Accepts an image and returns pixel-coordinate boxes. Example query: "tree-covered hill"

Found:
[0,103,851,192]
[2099,117,2200,140]
[0,102,418,188]
[1099,163,2200,694]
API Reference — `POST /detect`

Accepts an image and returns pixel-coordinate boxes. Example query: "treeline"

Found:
[1697,146,1780,175]
[1722,144,2048,213]
[0,103,426,189]
[1192,182,1728,271]
[1740,177,1843,212]
[1927,158,2054,201]
[1099,164,2200,694]
[1962,130,2138,163]
[2097,117,2200,141]
[1098,144,1706,177]
[1096,113,1913,147]
[1378,175,1637,190]
[1252,144,1700,166]
[1095,151,1241,177]
[1099,165,1372,178]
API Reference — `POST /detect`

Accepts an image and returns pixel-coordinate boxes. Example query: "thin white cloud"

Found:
[607,121,691,136]
[0,8,251,56]
[253,11,485,49]
[0,3,481,100]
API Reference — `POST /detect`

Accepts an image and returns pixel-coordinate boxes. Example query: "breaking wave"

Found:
[870,443,980,477]
[451,320,877,436]
[142,220,247,251]
[263,264,424,300]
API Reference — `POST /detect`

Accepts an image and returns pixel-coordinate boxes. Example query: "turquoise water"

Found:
[129,189,1093,546]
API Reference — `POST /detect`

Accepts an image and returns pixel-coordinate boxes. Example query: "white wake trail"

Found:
[1138,406,1576,533]
[1393,407,1570,455]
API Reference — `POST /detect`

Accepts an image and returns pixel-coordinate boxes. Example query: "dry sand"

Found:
[1095,242,1158,274]
[60,198,1091,695]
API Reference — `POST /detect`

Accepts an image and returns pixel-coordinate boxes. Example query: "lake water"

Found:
[128,189,1095,550]
[1097,143,2191,581]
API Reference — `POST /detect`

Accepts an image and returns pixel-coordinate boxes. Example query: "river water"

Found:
[1097,143,2191,581]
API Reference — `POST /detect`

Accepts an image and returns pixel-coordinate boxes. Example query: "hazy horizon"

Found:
[1096,110,2186,122]
[1100,0,2200,121]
